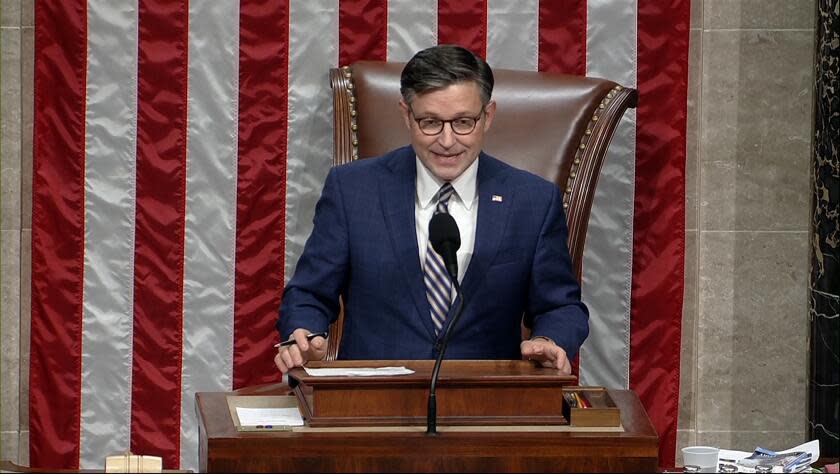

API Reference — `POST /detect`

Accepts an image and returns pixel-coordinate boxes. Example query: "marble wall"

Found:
[1,0,32,465]
[809,0,839,458]
[679,0,816,461]
[0,0,819,467]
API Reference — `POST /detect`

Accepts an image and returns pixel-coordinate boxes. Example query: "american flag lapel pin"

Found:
[491,194,503,203]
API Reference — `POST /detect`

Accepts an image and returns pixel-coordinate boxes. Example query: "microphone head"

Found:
[429,212,461,255]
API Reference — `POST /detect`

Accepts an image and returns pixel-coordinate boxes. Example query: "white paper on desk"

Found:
[718,439,820,472]
[235,407,304,427]
[302,366,415,377]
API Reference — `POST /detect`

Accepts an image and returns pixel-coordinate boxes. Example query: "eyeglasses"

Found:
[408,106,485,136]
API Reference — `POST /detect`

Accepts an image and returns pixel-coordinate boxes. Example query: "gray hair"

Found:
[400,45,494,106]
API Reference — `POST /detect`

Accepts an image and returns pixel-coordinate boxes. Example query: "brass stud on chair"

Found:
[339,66,359,163]
[564,85,621,208]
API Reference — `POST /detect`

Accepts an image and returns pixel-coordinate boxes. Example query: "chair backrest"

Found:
[325,61,637,360]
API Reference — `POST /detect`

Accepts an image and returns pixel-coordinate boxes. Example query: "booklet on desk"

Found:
[736,448,811,473]
[718,440,819,473]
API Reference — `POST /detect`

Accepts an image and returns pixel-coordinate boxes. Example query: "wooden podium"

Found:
[196,360,659,473]
[290,360,575,427]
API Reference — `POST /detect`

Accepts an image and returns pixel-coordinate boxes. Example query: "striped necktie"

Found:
[424,182,456,335]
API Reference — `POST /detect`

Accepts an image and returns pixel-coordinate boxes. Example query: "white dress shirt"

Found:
[415,156,479,283]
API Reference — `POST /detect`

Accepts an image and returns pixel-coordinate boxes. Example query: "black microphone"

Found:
[429,212,460,280]
[426,212,465,435]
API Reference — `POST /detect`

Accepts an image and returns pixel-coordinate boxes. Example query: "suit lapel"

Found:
[459,154,513,305]
[380,148,438,338]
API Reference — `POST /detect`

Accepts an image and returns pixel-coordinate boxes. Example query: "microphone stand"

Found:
[426,277,465,436]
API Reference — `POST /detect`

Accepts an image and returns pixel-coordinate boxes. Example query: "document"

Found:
[718,440,820,473]
[302,366,415,377]
[235,407,304,427]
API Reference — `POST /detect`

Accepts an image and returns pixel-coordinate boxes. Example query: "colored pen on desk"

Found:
[578,391,592,408]
[253,424,292,431]
[573,392,590,409]
[274,332,328,348]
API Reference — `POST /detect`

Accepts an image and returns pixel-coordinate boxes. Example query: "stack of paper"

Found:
[718,440,819,473]
[235,407,304,427]
[302,366,415,377]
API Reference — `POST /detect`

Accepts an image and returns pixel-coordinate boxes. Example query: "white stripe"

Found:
[284,0,339,283]
[579,0,638,390]
[387,0,437,62]
[425,274,450,308]
[80,0,138,468]
[180,0,240,470]
[486,0,538,71]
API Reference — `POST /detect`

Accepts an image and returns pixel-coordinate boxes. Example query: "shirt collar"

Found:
[415,155,479,210]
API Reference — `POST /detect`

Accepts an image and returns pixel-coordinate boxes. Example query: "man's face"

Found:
[400,81,496,182]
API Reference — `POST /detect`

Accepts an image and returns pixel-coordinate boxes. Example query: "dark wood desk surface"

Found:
[197,383,659,473]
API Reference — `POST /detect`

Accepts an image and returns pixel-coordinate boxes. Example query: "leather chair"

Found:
[325,61,638,360]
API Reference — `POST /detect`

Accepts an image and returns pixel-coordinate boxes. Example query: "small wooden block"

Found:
[104,453,162,473]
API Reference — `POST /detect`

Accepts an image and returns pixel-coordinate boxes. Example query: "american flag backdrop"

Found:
[30,0,688,470]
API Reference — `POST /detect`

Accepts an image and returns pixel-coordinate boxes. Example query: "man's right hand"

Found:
[274,328,328,374]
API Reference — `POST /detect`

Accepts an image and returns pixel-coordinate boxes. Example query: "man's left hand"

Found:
[520,337,571,375]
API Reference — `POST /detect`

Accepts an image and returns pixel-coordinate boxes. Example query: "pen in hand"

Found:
[274,331,328,348]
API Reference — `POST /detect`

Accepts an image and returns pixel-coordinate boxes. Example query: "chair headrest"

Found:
[348,60,619,187]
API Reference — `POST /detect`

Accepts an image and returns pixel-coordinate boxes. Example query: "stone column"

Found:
[809,0,839,458]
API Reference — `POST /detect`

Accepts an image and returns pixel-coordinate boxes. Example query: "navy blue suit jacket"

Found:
[278,146,588,360]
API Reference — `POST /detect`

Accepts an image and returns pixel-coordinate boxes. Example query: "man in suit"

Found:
[275,45,588,375]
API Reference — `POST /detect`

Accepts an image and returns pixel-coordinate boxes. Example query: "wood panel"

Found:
[290,360,573,427]
[198,364,659,473]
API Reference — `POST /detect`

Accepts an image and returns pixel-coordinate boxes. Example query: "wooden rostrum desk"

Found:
[196,360,659,473]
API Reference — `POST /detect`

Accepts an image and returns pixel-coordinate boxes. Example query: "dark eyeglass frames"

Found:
[408,106,486,136]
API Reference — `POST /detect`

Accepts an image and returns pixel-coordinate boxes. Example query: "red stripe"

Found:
[631,0,690,468]
[538,0,586,75]
[233,0,290,389]
[339,0,388,66]
[29,0,87,468]
[438,0,487,59]
[130,0,189,467]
